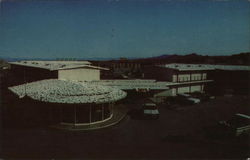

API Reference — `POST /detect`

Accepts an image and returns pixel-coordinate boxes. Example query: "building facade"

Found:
[8,61,108,86]
[143,64,214,97]
[143,63,250,98]
[7,79,127,129]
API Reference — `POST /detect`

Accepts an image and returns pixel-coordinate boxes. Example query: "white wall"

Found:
[177,86,190,94]
[152,84,205,102]
[172,75,177,82]
[152,89,175,103]
[178,74,190,82]
[202,73,207,80]
[190,85,201,92]
[58,68,100,81]
[154,89,173,97]
[191,73,202,81]
[201,84,204,91]
[172,73,206,82]
[172,88,177,96]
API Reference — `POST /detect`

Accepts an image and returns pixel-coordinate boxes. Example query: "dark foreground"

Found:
[0,95,249,159]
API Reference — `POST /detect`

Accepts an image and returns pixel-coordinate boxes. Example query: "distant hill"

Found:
[129,52,250,65]
[1,52,250,65]
[0,57,56,62]
[0,56,139,62]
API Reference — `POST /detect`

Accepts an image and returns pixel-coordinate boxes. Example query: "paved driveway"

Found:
[1,95,249,159]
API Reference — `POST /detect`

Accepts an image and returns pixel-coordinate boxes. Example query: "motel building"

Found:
[143,63,250,102]
[7,79,127,130]
[142,63,214,102]
[8,60,108,86]
[158,63,250,96]
[5,61,250,129]
[157,63,214,95]
[6,61,127,130]
[5,61,170,129]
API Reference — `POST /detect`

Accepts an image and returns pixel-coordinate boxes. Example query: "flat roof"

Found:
[166,80,213,86]
[87,79,169,90]
[87,79,213,90]
[9,61,108,71]
[160,63,250,71]
[235,113,250,119]
[8,79,126,104]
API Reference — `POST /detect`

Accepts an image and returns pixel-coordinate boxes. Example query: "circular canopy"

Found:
[9,79,127,104]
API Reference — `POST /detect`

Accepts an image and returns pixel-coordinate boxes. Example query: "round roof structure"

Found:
[8,79,127,104]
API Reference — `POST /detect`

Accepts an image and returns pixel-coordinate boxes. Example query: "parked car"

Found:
[206,113,250,139]
[177,93,200,105]
[190,92,214,102]
[187,97,200,104]
[142,103,159,119]
[177,93,191,98]
[219,113,250,137]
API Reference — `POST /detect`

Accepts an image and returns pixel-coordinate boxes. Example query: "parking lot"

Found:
[1,95,249,159]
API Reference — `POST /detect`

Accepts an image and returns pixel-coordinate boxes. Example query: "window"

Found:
[203,74,207,80]
[172,75,177,82]
[76,106,90,123]
[91,104,103,122]
[179,77,182,82]
[104,103,111,119]
[62,106,75,123]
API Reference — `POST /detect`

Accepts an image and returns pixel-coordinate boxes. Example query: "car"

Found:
[187,97,200,104]
[177,93,191,98]
[190,92,214,102]
[219,113,250,137]
[142,103,159,119]
[176,94,200,105]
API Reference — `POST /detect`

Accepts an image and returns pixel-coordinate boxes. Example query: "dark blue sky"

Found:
[0,0,249,59]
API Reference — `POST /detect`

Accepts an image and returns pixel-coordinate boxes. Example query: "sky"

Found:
[0,0,250,59]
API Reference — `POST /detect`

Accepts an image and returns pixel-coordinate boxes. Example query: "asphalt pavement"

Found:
[1,95,249,159]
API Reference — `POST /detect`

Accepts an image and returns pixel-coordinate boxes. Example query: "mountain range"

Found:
[0,52,250,65]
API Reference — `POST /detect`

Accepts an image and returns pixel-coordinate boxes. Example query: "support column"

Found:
[49,106,53,124]
[89,104,92,123]
[102,104,104,120]
[111,103,114,115]
[60,106,63,123]
[74,106,77,126]
[113,103,114,115]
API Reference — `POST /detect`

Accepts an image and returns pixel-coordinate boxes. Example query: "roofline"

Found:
[55,65,109,71]
[10,62,52,70]
[158,64,215,71]
[9,62,109,71]
[8,79,126,104]
[159,63,250,71]
[166,80,213,86]
[236,113,250,119]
